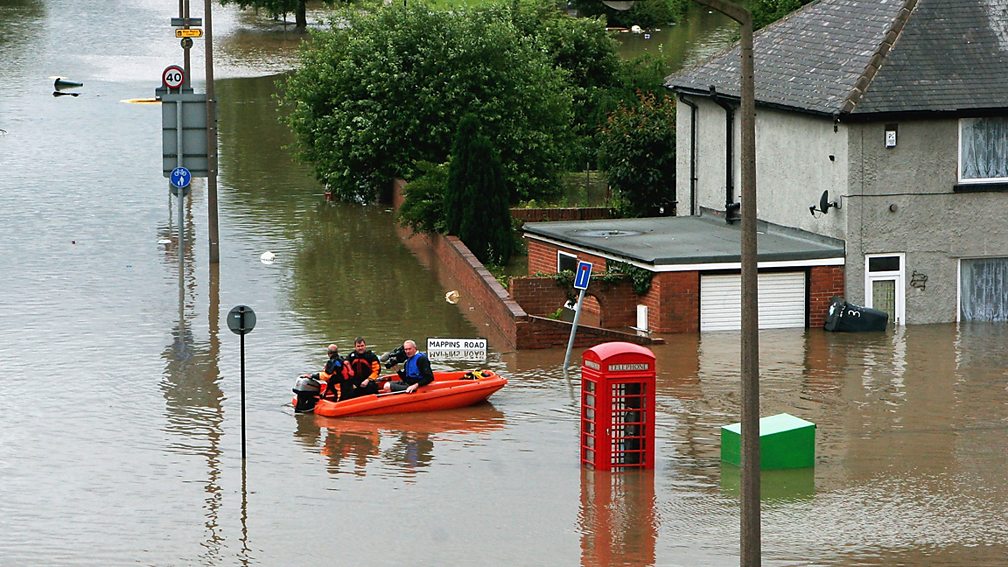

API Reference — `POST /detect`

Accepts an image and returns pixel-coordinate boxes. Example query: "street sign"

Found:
[171,17,202,27]
[169,166,192,188]
[175,29,203,38]
[162,65,184,90]
[574,261,593,290]
[227,305,257,335]
[159,92,208,178]
[426,337,487,361]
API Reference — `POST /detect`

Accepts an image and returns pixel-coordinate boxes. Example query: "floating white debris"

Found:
[158,239,171,245]
[260,251,276,264]
[445,290,460,304]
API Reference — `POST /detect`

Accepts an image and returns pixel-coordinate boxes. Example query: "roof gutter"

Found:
[709,86,740,224]
[678,94,699,216]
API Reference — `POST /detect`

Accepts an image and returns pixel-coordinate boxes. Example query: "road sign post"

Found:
[162,65,185,91]
[227,305,257,460]
[170,166,192,190]
[563,261,593,377]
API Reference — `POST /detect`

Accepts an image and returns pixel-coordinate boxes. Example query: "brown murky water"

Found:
[2,2,1006,565]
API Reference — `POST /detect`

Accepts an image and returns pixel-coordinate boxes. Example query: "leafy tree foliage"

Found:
[508,4,622,167]
[281,4,573,204]
[444,115,513,265]
[597,91,676,217]
[752,0,813,30]
[397,161,448,234]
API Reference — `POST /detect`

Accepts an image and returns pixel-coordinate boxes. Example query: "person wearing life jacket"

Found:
[382,339,434,394]
[321,344,353,401]
[342,336,381,400]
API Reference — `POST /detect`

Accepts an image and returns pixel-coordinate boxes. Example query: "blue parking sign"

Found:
[573,261,593,290]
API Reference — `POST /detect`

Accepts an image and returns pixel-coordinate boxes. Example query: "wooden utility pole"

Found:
[204,0,220,263]
[690,1,760,565]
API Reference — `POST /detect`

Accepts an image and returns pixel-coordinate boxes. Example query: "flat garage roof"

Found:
[523,215,845,269]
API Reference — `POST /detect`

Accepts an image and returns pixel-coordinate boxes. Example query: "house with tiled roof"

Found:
[667,0,1008,324]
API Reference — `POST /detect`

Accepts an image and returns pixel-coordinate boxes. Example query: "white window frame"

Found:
[958,117,1008,184]
[956,256,1008,322]
[557,250,577,274]
[864,253,905,325]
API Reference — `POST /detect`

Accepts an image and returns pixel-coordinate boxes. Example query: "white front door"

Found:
[864,254,904,325]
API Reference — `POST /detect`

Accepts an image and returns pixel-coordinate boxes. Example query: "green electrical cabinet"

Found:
[721,413,815,470]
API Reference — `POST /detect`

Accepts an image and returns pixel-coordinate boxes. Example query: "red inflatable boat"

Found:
[293,370,506,418]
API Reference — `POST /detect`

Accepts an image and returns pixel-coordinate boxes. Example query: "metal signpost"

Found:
[169,166,191,275]
[562,261,593,377]
[227,305,256,460]
[159,6,219,265]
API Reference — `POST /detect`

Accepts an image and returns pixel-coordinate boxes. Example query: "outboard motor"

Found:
[292,373,323,413]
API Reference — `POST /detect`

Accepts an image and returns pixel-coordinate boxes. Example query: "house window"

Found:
[557,251,578,274]
[865,253,904,325]
[959,258,1008,321]
[959,117,1008,183]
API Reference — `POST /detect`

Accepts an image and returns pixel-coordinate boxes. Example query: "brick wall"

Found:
[511,274,637,329]
[809,265,846,328]
[516,316,661,349]
[510,276,570,317]
[393,180,662,350]
[526,239,557,275]
[652,272,700,333]
[396,225,524,350]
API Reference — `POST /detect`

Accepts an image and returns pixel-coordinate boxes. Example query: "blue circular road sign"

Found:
[170,166,192,188]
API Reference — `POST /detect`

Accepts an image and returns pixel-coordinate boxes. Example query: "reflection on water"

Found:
[159,195,225,564]
[579,469,657,567]
[720,465,815,502]
[611,3,740,74]
[300,405,507,481]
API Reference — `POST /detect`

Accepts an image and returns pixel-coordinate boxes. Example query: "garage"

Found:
[700,272,807,331]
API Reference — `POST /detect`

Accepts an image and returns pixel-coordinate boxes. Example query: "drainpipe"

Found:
[709,85,740,223]
[678,94,698,216]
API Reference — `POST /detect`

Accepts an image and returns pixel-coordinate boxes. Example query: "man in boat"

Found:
[342,336,381,399]
[321,344,352,401]
[382,339,434,394]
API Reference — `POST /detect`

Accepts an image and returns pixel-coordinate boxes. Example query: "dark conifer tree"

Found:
[444,115,513,265]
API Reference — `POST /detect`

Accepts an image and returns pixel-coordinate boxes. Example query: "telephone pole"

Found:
[204,0,220,263]
[691,2,760,565]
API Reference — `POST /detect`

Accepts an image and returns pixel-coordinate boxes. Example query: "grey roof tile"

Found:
[667,0,1008,117]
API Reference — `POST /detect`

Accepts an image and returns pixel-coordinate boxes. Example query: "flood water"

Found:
[2,2,1007,566]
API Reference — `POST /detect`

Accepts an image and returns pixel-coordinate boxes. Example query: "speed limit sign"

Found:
[162,65,184,90]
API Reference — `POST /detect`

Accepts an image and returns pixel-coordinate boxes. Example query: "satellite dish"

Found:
[601,0,636,10]
[812,190,841,216]
[819,190,831,214]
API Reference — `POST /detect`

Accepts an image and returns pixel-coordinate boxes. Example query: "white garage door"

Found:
[700,272,806,331]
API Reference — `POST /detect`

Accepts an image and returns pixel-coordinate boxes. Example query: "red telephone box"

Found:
[580,342,656,471]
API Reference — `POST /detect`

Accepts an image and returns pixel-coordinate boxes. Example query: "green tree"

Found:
[397,161,448,234]
[598,91,677,217]
[281,5,573,205]
[508,3,622,167]
[752,0,812,30]
[445,114,513,265]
